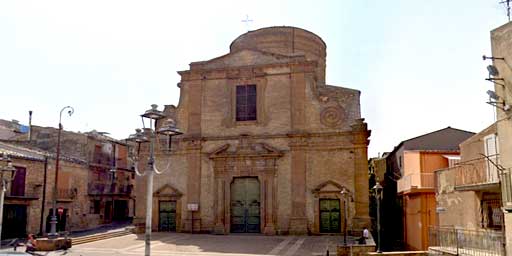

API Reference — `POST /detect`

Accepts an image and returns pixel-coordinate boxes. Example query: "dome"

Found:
[230,26,327,84]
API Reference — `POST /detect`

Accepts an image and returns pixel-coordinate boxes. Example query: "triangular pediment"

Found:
[209,136,283,159]
[312,180,350,194]
[201,49,295,69]
[154,184,183,197]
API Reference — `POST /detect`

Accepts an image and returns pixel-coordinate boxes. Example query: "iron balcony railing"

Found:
[397,173,435,193]
[87,182,132,195]
[6,183,42,199]
[436,157,499,192]
[429,226,504,256]
[57,188,77,199]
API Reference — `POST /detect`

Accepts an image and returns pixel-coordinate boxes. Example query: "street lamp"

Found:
[49,106,74,237]
[372,181,383,253]
[128,104,182,256]
[0,153,17,248]
[340,187,352,246]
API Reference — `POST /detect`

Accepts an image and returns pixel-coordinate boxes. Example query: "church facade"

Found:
[134,26,371,235]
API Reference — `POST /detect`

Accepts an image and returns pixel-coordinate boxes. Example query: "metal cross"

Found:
[241,14,253,31]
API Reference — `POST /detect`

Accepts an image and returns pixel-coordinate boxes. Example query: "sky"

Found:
[0,0,509,157]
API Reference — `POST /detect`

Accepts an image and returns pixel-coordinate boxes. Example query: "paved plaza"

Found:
[2,233,344,256]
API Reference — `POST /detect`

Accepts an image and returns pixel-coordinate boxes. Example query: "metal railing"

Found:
[397,173,435,193]
[57,188,77,199]
[6,183,41,198]
[436,157,499,192]
[87,182,132,195]
[429,226,504,256]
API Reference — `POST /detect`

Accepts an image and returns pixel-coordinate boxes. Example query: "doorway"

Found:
[2,204,27,239]
[159,201,176,232]
[230,177,260,233]
[319,199,341,233]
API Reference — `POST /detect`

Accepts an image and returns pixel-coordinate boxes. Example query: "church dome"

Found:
[230,26,327,83]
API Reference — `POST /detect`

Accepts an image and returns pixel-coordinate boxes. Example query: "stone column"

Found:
[185,139,201,232]
[288,137,308,235]
[351,119,371,230]
[263,176,276,235]
[213,177,226,234]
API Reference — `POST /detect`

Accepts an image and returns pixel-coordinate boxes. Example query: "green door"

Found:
[320,199,341,233]
[159,201,176,232]
[230,177,260,233]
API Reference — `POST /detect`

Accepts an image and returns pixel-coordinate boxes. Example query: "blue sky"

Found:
[0,0,508,157]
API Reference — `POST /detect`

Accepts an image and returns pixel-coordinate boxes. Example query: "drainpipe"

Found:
[39,156,48,235]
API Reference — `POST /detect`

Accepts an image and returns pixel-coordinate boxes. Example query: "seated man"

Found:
[25,234,37,253]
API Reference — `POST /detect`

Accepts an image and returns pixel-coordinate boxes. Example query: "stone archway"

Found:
[209,135,283,235]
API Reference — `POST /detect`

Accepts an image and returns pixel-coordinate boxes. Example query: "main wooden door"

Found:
[2,204,27,239]
[319,199,341,233]
[159,201,176,232]
[230,177,260,233]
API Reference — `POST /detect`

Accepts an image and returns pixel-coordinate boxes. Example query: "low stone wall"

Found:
[337,244,376,256]
[35,238,72,251]
[367,252,428,256]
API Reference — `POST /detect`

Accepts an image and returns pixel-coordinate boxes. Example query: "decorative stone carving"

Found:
[320,106,345,128]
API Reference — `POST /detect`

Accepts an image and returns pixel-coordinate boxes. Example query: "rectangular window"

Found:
[90,200,101,214]
[236,84,257,121]
[10,167,26,197]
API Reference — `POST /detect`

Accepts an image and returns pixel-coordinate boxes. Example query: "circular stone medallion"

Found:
[320,106,345,128]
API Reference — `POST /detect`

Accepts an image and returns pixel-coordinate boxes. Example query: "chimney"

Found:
[28,110,33,141]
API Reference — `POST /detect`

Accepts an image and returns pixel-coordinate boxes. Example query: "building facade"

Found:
[134,26,371,235]
[490,21,512,255]
[390,127,474,250]
[435,124,502,231]
[0,121,135,239]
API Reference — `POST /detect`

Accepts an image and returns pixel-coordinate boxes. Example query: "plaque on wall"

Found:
[187,203,199,211]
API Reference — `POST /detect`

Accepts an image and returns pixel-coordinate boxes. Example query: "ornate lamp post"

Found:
[372,181,383,253]
[340,187,352,245]
[128,104,182,256]
[49,106,74,237]
[0,153,16,248]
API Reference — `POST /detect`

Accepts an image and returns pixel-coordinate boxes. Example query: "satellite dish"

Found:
[487,90,500,100]
[487,65,500,77]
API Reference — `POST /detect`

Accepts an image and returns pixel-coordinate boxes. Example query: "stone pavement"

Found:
[2,233,343,256]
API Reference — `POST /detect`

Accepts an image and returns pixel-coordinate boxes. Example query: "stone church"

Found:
[134,26,371,235]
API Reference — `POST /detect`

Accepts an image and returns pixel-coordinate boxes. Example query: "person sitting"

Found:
[358,227,369,244]
[25,234,37,253]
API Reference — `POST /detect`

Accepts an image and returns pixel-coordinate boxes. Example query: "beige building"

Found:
[490,21,512,255]
[134,26,371,235]
[436,124,501,231]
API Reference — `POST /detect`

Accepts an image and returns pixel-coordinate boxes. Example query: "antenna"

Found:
[500,0,511,21]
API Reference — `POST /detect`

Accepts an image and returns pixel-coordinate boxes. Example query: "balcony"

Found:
[88,182,133,196]
[57,188,77,200]
[436,157,499,192]
[397,173,435,193]
[6,183,42,200]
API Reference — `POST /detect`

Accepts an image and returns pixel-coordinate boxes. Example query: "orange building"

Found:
[391,127,474,250]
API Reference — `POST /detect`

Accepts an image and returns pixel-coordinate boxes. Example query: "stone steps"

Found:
[71,229,133,245]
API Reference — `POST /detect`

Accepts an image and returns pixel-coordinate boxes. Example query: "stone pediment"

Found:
[312,180,350,196]
[154,184,183,197]
[199,49,297,70]
[209,136,283,159]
